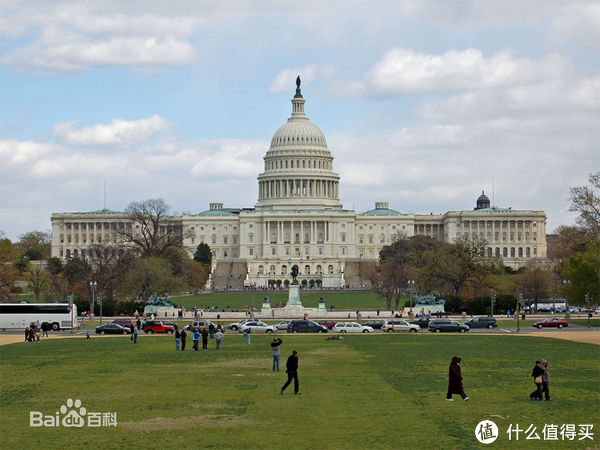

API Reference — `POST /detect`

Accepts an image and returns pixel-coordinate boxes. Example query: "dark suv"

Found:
[409,317,430,329]
[463,316,497,329]
[428,319,469,333]
[287,320,328,333]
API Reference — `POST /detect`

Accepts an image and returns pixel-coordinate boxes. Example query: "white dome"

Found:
[270,120,328,149]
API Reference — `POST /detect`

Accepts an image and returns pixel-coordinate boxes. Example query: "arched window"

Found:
[269,265,276,274]
[304,265,311,275]
[66,249,71,258]
[526,247,531,258]
[518,247,523,257]
[258,265,264,275]
[511,247,515,257]
[281,265,288,275]
[487,248,492,257]
[379,234,385,243]
[503,248,507,257]
[212,234,217,244]
[328,265,334,274]
[316,265,322,275]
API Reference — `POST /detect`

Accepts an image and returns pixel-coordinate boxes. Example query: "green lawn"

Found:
[172,290,390,310]
[1,333,598,448]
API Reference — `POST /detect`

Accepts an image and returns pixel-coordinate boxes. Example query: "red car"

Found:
[533,318,568,329]
[143,321,175,334]
[318,320,337,329]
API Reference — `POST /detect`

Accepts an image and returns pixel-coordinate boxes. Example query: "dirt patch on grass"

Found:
[120,414,254,431]
[0,333,85,346]
[526,331,600,345]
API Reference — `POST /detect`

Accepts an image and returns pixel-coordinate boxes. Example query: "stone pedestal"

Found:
[317,301,327,316]
[286,284,303,308]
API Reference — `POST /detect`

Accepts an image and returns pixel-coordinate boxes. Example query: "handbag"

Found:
[534,376,542,384]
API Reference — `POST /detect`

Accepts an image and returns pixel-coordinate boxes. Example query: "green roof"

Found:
[198,209,235,216]
[362,208,401,216]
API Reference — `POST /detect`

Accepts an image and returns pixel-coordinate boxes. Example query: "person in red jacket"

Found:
[446,356,469,401]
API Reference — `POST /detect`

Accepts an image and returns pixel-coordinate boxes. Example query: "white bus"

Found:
[0,303,77,330]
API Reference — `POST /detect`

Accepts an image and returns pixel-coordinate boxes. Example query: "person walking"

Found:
[209,323,215,340]
[530,360,544,401]
[541,359,551,401]
[215,329,223,350]
[193,329,200,351]
[24,327,29,342]
[446,356,469,401]
[280,350,300,395]
[174,329,181,351]
[243,326,251,344]
[132,326,138,344]
[202,327,209,351]
[86,329,91,340]
[271,337,282,372]
[181,329,187,351]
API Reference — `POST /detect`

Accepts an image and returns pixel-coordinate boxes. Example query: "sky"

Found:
[0,0,598,241]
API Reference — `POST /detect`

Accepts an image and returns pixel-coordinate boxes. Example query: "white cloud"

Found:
[269,65,322,94]
[353,49,574,97]
[52,115,173,146]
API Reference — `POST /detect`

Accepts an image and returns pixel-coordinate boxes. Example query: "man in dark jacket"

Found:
[447,356,469,401]
[280,350,300,395]
[180,329,187,351]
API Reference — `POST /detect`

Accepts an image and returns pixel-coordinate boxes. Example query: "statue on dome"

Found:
[296,75,301,89]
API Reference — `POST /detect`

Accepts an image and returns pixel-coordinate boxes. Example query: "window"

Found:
[503,248,507,257]
[305,247,309,256]
[249,234,254,243]
[319,247,323,255]
[316,265,322,275]
[282,265,288,275]
[212,234,217,244]
[304,265,310,275]
[223,236,228,244]
[249,248,254,256]
[269,265,276,274]
[272,247,276,255]
[341,233,346,243]
[258,265,264,275]
[285,247,290,256]
[328,265,334,274]
[341,247,346,255]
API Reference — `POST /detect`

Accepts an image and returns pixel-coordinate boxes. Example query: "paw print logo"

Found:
[60,399,86,427]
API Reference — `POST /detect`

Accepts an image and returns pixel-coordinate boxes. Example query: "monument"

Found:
[285,265,304,311]
[144,294,177,318]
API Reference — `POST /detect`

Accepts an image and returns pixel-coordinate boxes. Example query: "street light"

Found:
[408,280,415,314]
[89,281,97,323]
[516,291,523,332]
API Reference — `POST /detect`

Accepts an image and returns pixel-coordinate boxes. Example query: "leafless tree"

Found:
[120,199,190,257]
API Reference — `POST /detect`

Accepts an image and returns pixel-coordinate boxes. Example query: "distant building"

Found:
[51,82,547,288]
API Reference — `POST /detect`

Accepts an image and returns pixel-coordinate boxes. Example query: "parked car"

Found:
[532,318,569,329]
[183,320,211,332]
[287,320,328,333]
[463,316,498,329]
[96,323,130,335]
[161,321,179,330]
[229,320,250,331]
[333,322,373,333]
[143,321,175,334]
[428,319,470,333]
[318,319,337,329]
[240,321,275,333]
[382,320,420,333]
[362,320,384,329]
[275,321,291,330]
[110,318,134,332]
[409,317,430,329]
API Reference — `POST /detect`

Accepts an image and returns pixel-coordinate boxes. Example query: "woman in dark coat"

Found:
[530,360,544,401]
[447,356,469,401]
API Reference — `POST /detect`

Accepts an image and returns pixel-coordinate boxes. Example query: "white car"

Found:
[275,321,291,330]
[239,320,276,333]
[228,319,250,331]
[382,320,420,333]
[333,322,373,333]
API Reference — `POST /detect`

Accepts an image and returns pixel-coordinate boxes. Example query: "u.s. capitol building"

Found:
[51,81,547,289]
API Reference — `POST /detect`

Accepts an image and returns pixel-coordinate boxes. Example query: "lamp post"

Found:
[408,280,415,313]
[89,281,96,321]
[585,292,590,328]
[491,291,496,317]
[516,291,523,332]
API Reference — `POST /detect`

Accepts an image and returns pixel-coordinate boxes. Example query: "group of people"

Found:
[24,321,50,343]
[174,325,224,351]
[446,356,551,402]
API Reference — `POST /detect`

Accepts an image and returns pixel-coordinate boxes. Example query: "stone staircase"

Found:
[211,261,248,290]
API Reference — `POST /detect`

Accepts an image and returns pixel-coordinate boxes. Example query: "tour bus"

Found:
[0,303,77,330]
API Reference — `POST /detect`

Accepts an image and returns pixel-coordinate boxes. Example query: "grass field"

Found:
[172,290,388,310]
[1,333,598,449]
